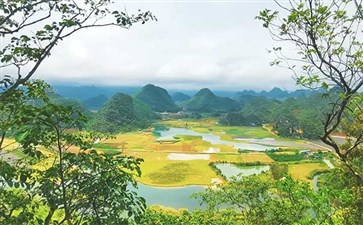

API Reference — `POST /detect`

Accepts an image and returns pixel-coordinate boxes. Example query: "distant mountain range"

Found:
[183,88,239,113]
[52,85,321,111]
[53,85,140,100]
[53,85,317,101]
[235,87,318,99]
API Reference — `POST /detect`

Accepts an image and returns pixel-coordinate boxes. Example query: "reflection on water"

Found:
[156,128,275,151]
[215,163,270,180]
[135,183,205,210]
[135,164,270,210]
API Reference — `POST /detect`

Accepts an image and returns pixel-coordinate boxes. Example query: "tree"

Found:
[256,0,363,221]
[270,163,288,180]
[0,81,146,224]
[220,113,246,126]
[274,113,300,137]
[90,93,137,133]
[256,0,363,181]
[0,0,155,99]
[194,175,347,224]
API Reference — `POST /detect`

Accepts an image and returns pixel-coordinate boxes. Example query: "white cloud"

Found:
[25,1,300,91]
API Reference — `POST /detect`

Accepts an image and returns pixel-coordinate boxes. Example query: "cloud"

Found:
[27,1,300,91]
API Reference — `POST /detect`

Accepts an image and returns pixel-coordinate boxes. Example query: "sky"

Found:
[31,1,299,91]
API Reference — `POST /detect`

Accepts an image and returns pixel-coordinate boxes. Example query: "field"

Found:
[1,118,332,188]
[97,118,329,187]
[288,163,329,182]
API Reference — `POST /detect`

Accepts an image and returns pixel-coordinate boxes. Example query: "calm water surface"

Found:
[135,183,205,210]
[215,163,270,180]
[136,165,270,209]
[156,128,275,151]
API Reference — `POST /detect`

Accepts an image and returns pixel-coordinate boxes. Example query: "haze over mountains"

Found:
[48,83,332,139]
[183,88,240,113]
[50,84,324,114]
[53,84,318,107]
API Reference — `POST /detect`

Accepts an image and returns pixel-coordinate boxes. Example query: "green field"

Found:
[103,119,328,186]
[3,118,330,187]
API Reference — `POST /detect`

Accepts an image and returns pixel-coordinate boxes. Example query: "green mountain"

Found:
[171,92,191,102]
[48,93,91,117]
[82,95,108,110]
[135,84,180,112]
[133,98,160,127]
[183,88,239,113]
[88,93,139,133]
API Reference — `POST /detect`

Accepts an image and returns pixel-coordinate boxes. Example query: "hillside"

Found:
[48,93,91,117]
[171,92,191,102]
[82,95,108,110]
[88,93,139,133]
[235,87,315,99]
[135,84,180,112]
[183,88,239,113]
[53,85,141,100]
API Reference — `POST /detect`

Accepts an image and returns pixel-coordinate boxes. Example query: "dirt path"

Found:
[262,124,278,137]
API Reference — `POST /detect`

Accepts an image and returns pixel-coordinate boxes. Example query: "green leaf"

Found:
[15,130,29,142]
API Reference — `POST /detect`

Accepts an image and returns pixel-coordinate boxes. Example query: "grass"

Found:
[223,126,275,138]
[189,126,277,142]
[211,153,274,164]
[158,118,218,128]
[1,119,331,188]
[124,151,218,186]
[288,162,329,182]
[97,119,328,186]
[94,143,121,154]
[266,151,305,162]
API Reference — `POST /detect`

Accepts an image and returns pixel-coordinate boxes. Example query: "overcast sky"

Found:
[34,0,299,91]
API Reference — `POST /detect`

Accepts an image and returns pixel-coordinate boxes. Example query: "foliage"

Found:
[82,94,109,110]
[266,151,304,162]
[140,206,242,225]
[89,93,141,133]
[0,80,51,150]
[135,84,180,112]
[270,163,288,180]
[219,112,246,126]
[171,92,191,102]
[0,81,146,224]
[237,94,328,138]
[194,175,351,224]
[239,96,280,123]
[319,168,363,224]
[36,150,145,225]
[257,0,363,182]
[133,98,159,127]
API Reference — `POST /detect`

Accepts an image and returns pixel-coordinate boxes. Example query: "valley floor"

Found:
[2,118,334,188]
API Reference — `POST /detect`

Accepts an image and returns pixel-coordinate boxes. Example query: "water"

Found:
[135,164,270,210]
[156,128,275,151]
[137,128,274,209]
[215,163,270,180]
[312,175,320,191]
[135,183,205,210]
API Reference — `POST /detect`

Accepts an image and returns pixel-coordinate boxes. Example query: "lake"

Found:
[215,163,270,180]
[135,183,205,210]
[136,164,270,209]
[156,127,276,151]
